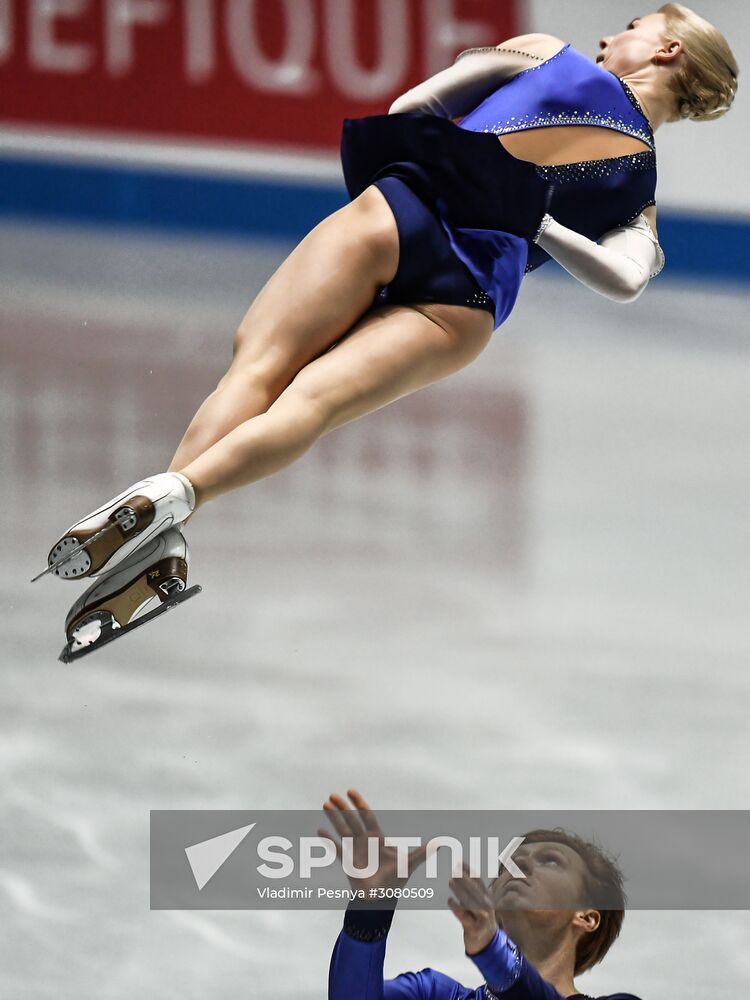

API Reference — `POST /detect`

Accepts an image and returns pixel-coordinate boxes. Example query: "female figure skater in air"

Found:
[39,5,738,659]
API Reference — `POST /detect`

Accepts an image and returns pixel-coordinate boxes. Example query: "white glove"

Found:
[534,213,665,302]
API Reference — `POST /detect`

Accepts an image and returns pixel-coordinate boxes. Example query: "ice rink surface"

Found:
[1,219,749,998]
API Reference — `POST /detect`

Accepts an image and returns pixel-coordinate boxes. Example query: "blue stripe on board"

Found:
[0,156,346,241]
[0,155,747,281]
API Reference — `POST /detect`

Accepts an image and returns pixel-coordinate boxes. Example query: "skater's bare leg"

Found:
[169,187,399,471]
[178,302,493,504]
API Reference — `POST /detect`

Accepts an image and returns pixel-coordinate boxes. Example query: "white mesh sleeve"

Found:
[388,46,548,118]
[534,213,666,302]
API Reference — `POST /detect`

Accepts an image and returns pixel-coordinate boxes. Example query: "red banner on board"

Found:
[0,0,519,151]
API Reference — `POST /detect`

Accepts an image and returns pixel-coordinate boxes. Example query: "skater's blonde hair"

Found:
[657,4,738,121]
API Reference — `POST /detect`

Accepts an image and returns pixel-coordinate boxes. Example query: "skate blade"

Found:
[32,520,123,583]
[58,585,202,663]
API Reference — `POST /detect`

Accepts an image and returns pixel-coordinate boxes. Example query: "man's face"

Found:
[596,12,670,77]
[492,841,589,914]
[492,841,601,946]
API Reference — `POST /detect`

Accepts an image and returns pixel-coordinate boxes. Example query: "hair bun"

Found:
[683,79,736,121]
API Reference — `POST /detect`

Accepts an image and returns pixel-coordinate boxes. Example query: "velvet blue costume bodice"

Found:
[340,44,658,329]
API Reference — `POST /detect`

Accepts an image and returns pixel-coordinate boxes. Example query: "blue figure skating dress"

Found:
[340,44,657,330]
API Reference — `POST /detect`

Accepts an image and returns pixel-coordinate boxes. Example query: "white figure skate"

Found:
[34,472,195,582]
[58,527,201,663]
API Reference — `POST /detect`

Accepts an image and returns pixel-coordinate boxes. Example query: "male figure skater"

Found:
[322,791,639,1000]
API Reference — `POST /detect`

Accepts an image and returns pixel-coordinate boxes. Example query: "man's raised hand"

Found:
[318,789,427,896]
[448,865,499,956]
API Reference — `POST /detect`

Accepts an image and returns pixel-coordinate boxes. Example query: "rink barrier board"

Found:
[0,154,746,283]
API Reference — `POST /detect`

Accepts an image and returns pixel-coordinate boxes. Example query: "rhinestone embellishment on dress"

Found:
[480,110,653,150]
[465,290,494,307]
[535,149,656,185]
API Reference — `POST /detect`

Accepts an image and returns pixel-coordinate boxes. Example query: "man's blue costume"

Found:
[328,907,642,1000]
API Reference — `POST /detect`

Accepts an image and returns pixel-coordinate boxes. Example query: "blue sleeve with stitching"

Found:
[328,908,450,1000]
[329,909,521,1000]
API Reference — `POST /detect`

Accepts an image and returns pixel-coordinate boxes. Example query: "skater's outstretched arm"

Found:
[329,908,435,1000]
[321,790,429,1000]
